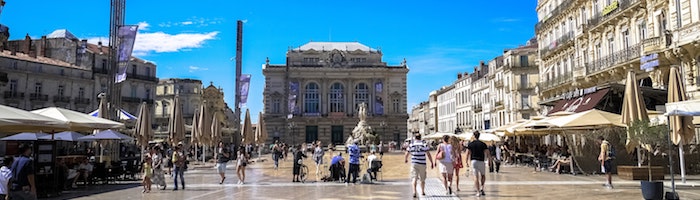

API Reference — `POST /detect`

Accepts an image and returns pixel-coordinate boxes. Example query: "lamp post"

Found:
[288,122,297,145]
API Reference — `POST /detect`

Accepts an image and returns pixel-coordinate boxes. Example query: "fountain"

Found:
[346,103,378,149]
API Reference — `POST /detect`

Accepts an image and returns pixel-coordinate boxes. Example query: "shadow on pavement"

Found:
[42,183,141,200]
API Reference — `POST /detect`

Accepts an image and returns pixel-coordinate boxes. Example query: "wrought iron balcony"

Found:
[585,43,642,75]
[29,93,48,101]
[535,0,575,32]
[3,91,24,99]
[126,73,158,82]
[93,67,109,74]
[541,31,575,57]
[494,80,504,87]
[74,97,91,104]
[53,96,71,103]
[538,72,574,91]
[473,105,483,112]
[516,82,538,90]
[587,0,641,29]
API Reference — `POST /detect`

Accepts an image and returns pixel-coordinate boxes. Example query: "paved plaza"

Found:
[51,152,700,200]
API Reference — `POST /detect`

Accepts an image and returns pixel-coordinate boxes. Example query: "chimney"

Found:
[457,73,462,79]
[97,41,103,54]
[10,45,15,55]
[479,60,485,66]
[22,34,31,54]
[37,36,47,57]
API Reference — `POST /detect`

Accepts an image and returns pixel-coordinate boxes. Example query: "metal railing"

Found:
[126,73,158,82]
[93,67,109,74]
[585,43,642,74]
[74,97,91,104]
[517,82,538,90]
[494,80,504,87]
[29,93,49,101]
[535,0,575,32]
[539,72,574,91]
[3,91,24,99]
[541,31,575,57]
[53,96,71,103]
[587,0,641,29]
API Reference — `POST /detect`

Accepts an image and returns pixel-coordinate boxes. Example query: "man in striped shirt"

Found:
[404,134,434,198]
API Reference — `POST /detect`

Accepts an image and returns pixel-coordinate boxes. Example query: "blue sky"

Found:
[1,0,537,123]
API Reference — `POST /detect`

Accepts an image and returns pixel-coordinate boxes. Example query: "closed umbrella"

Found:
[197,104,212,163]
[241,109,254,145]
[190,110,200,162]
[168,96,186,146]
[97,93,109,119]
[134,102,153,161]
[668,65,694,183]
[255,112,268,145]
[211,114,221,147]
[620,70,649,155]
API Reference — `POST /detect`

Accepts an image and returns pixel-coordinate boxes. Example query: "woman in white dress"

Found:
[150,147,167,190]
[313,141,325,176]
[436,135,455,195]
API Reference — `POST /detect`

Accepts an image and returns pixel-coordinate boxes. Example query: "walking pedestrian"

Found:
[142,156,152,193]
[436,135,456,195]
[216,142,230,184]
[488,143,501,173]
[292,144,307,182]
[237,146,248,184]
[597,136,614,189]
[151,146,166,190]
[345,140,361,184]
[466,131,491,197]
[10,144,37,200]
[450,136,464,191]
[378,141,385,159]
[171,144,186,190]
[271,141,282,170]
[1,156,13,200]
[313,141,325,176]
[405,134,434,198]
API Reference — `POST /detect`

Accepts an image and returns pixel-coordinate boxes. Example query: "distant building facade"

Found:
[262,42,409,145]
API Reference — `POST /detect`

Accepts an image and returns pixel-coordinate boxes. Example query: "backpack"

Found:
[605,141,616,159]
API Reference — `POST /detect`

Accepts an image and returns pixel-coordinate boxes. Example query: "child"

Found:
[142,157,153,193]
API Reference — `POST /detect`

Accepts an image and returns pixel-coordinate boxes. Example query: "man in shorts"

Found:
[597,136,614,189]
[405,134,434,198]
[466,131,491,197]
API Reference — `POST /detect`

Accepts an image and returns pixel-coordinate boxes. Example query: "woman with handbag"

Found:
[435,135,456,195]
[451,136,464,191]
[151,147,167,190]
[236,146,248,185]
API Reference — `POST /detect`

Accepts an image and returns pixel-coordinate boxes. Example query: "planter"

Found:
[617,166,664,180]
[640,181,663,200]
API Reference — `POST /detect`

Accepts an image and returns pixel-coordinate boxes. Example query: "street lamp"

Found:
[288,122,297,145]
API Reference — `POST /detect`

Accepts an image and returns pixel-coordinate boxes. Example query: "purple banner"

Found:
[289,81,299,115]
[115,25,138,83]
[239,74,251,107]
[374,81,384,115]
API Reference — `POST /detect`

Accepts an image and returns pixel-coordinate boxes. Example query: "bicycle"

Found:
[299,163,309,183]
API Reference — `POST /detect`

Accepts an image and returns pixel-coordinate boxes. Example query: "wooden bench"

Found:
[617,166,664,180]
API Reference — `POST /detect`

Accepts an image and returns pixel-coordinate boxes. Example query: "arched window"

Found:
[354,83,369,113]
[329,83,345,112]
[304,83,320,113]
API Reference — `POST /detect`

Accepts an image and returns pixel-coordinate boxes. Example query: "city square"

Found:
[0,0,700,199]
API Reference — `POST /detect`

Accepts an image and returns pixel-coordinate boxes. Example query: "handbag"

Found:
[435,146,444,160]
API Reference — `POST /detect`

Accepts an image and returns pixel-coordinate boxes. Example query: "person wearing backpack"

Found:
[597,136,614,189]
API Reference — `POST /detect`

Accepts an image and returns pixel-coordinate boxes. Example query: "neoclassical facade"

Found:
[535,0,668,114]
[154,78,202,136]
[435,85,456,134]
[262,42,409,145]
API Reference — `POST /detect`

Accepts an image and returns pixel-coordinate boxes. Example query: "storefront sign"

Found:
[602,1,619,16]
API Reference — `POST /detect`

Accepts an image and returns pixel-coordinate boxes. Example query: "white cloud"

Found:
[493,18,521,23]
[188,66,209,72]
[137,21,150,30]
[134,31,219,53]
[86,22,219,56]
[158,17,224,27]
